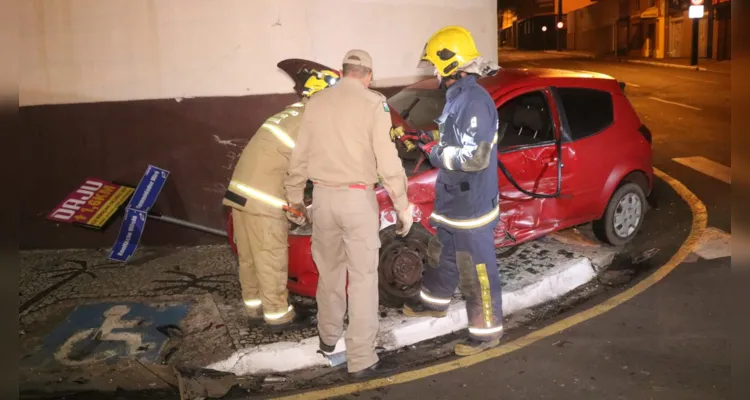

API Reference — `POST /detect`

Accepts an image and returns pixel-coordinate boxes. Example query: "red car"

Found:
[228,65,653,307]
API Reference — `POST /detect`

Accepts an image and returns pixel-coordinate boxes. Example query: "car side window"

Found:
[496,91,556,150]
[557,88,614,140]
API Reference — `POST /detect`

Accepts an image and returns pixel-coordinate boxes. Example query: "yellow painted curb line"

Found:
[273,168,707,400]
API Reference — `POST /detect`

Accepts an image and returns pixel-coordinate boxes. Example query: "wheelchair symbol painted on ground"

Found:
[39,302,190,367]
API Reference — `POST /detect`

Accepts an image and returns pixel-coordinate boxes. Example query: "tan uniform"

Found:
[285,76,408,373]
[223,99,307,325]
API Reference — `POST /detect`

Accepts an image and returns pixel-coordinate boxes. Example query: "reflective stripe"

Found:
[230,180,288,210]
[261,123,295,149]
[476,263,493,328]
[264,304,294,320]
[244,299,262,307]
[469,325,503,335]
[430,206,500,229]
[289,102,305,108]
[492,131,498,145]
[420,290,451,305]
[442,146,457,170]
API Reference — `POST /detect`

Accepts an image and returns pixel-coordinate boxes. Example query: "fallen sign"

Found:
[47,178,135,230]
[108,165,228,262]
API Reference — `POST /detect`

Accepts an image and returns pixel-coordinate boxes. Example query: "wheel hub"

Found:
[390,248,423,287]
[613,193,642,238]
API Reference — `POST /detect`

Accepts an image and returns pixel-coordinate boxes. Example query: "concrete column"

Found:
[656,0,666,58]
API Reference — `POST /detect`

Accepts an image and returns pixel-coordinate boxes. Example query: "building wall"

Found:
[566,0,621,55]
[20,0,498,249]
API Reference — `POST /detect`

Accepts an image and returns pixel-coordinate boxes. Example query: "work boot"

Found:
[245,306,264,327]
[319,337,336,353]
[454,336,502,357]
[348,360,396,381]
[402,299,448,318]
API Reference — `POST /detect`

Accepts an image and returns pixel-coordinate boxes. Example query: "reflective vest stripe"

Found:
[420,290,451,305]
[264,304,294,320]
[468,325,503,336]
[229,180,288,210]
[430,205,499,229]
[261,123,295,149]
[476,263,494,328]
[244,299,262,307]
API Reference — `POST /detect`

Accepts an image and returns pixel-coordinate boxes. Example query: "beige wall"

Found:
[21,0,497,106]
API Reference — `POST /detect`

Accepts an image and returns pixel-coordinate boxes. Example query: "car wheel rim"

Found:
[613,192,642,238]
[379,237,427,300]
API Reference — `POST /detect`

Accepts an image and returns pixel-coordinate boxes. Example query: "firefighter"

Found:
[402,26,505,356]
[222,66,340,331]
[284,49,413,380]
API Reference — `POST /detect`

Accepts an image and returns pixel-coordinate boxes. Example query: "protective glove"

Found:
[395,203,416,237]
[416,130,438,154]
[286,203,309,226]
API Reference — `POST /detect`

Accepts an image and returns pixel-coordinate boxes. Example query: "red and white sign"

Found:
[47,178,135,229]
[690,0,704,5]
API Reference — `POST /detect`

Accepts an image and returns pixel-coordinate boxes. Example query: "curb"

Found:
[623,59,729,74]
[542,50,596,59]
[206,254,606,376]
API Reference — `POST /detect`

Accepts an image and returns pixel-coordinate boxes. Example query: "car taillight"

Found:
[638,124,652,144]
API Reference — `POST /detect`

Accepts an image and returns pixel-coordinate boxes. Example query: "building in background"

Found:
[498,0,599,51]
[564,0,731,60]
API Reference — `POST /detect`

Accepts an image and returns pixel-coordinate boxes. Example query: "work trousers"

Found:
[420,222,504,341]
[232,211,294,325]
[310,185,381,373]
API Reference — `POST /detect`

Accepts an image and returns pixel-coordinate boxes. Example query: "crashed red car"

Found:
[228,63,654,307]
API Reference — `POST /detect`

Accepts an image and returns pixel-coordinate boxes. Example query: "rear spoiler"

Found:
[618,81,626,92]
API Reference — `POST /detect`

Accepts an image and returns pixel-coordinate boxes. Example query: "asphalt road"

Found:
[334,53,731,400]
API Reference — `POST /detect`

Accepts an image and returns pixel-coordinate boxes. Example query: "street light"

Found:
[542,26,547,32]
[557,21,564,29]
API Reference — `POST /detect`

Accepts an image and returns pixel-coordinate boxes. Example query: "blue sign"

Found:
[24,302,189,367]
[108,165,170,262]
[109,208,147,262]
[128,165,170,212]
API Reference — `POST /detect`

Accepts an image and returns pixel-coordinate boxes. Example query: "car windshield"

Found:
[387,88,446,128]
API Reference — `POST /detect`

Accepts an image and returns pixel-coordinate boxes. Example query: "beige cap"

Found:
[342,49,373,69]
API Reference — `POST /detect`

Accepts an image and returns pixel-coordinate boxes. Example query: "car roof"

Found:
[402,67,620,94]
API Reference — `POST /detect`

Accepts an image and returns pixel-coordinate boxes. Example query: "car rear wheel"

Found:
[593,182,646,246]
[378,224,431,308]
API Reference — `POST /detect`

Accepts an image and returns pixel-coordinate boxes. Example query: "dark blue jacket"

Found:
[428,75,500,230]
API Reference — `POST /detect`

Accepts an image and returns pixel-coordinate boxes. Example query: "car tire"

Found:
[593,182,647,246]
[377,224,432,308]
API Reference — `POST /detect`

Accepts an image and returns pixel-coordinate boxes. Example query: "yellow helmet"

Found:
[302,69,340,97]
[419,26,481,77]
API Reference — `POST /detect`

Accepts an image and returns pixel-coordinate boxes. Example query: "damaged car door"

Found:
[493,87,573,246]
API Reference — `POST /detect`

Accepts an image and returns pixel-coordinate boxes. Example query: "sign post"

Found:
[689,0,704,66]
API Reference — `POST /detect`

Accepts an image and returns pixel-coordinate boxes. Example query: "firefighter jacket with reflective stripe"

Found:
[428,75,500,230]
[222,99,307,219]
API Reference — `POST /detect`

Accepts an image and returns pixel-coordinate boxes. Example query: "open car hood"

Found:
[277,58,414,130]
[277,58,342,98]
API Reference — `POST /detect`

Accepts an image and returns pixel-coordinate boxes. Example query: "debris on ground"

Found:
[598,269,635,286]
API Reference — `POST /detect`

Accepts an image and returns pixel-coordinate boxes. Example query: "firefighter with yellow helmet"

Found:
[402,26,505,355]
[223,65,340,331]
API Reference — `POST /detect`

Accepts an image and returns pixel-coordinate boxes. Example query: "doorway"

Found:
[669,18,682,57]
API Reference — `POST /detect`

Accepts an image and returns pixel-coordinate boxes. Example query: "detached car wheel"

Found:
[593,182,646,246]
[378,224,431,308]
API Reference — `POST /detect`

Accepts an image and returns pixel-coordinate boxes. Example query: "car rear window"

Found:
[387,89,446,128]
[557,88,614,140]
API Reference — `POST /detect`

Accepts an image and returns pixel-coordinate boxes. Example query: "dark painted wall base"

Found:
[21,86,404,249]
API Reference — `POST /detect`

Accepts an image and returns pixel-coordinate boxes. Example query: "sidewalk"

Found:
[541,50,731,74]
[621,57,731,74]
[19,230,616,395]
